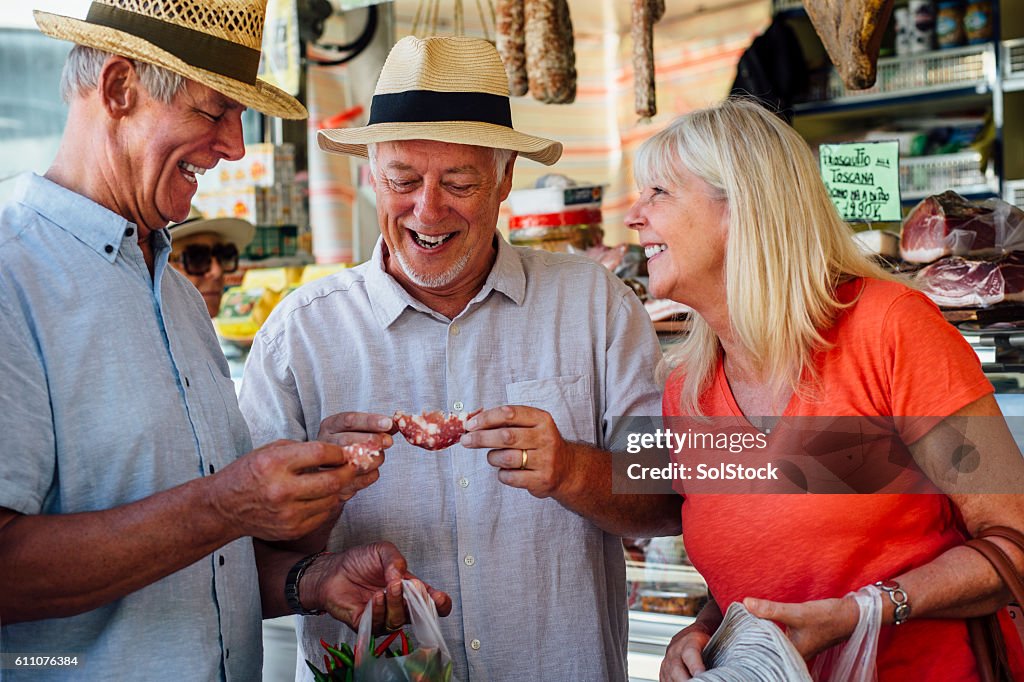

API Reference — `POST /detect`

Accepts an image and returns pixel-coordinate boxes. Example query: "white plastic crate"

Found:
[1005,39,1024,79]
[809,44,993,103]
[1005,180,1024,209]
[899,151,995,200]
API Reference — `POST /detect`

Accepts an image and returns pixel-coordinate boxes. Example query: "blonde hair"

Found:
[635,98,901,415]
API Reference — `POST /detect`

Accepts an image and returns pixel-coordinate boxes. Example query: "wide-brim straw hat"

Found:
[169,205,255,249]
[33,0,306,120]
[318,36,562,166]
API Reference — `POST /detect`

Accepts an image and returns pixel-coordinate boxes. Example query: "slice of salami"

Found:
[341,441,383,472]
[393,409,481,451]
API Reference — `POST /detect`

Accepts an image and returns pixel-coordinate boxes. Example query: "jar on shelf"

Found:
[907,0,937,52]
[964,0,993,44]
[936,1,967,48]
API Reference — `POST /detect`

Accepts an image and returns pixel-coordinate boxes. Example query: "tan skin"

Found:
[169,231,230,317]
[627,168,1024,681]
[301,139,681,543]
[0,55,449,631]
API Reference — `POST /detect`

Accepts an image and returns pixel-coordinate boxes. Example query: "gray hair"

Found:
[60,45,186,104]
[367,143,515,184]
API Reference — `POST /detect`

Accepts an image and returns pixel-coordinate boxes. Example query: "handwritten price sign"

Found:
[819,141,902,223]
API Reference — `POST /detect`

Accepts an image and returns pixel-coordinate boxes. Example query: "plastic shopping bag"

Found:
[350,579,457,682]
[810,586,882,682]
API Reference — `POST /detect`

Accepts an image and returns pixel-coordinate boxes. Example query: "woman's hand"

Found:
[660,621,714,681]
[744,594,860,660]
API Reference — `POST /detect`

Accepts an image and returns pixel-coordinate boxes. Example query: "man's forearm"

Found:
[554,443,683,537]
[0,476,236,624]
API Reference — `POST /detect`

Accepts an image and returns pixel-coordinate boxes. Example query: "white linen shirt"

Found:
[239,235,662,681]
[0,174,260,682]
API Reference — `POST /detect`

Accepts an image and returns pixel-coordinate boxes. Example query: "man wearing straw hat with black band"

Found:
[239,36,682,681]
[0,2,451,679]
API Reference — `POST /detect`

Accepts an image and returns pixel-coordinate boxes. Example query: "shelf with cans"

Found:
[193,142,309,261]
[770,0,1023,207]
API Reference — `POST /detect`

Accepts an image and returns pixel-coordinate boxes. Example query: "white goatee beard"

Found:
[392,246,473,289]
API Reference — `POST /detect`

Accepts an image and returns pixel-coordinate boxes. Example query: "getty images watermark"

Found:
[610,415,1024,495]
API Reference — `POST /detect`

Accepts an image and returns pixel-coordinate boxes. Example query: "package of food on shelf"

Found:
[853,229,901,258]
[900,191,1024,263]
[508,208,604,252]
[914,253,1024,308]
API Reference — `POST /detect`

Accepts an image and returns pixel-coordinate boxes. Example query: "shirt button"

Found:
[125,227,134,237]
[209,464,216,474]
[104,244,114,254]
[464,555,475,566]
[470,639,481,650]
[453,401,464,411]
[219,555,225,566]
[450,324,460,336]
[458,477,469,488]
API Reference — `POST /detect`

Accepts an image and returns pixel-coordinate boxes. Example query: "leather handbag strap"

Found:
[965,526,1024,682]
[978,526,1024,556]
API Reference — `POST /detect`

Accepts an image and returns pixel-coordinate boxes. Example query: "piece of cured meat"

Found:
[341,441,383,472]
[915,253,1024,308]
[632,0,664,119]
[497,0,528,96]
[900,191,1023,263]
[393,409,482,451]
[524,0,576,104]
[804,0,895,90]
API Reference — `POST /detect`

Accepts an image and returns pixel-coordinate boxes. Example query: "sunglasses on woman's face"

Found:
[171,243,240,276]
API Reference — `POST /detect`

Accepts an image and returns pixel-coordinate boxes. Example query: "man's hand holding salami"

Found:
[459,405,586,501]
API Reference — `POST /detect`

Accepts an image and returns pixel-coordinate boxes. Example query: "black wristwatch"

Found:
[285,550,328,616]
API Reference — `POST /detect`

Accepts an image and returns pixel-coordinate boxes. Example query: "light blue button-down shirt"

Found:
[0,174,259,681]
[240,236,663,681]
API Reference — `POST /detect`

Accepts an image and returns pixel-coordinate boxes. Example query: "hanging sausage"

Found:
[632,0,665,120]
[524,0,577,104]
[496,0,529,96]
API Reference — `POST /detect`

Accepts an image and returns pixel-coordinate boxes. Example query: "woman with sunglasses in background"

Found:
[169,206,254,317]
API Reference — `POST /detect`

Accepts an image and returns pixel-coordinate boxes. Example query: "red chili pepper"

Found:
[374,630,401,657]
[400,630,410,655]
[324,653,333,672]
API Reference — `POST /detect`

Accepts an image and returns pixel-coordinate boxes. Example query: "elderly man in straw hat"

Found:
[239,35,682,681]
[0,1,450,679]
[168,205,256,318]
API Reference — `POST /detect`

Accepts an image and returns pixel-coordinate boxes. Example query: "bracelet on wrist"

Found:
[285,549,329,616]
[874,579,911,625]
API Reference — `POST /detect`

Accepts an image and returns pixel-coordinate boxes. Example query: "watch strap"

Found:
[285,550,328,616]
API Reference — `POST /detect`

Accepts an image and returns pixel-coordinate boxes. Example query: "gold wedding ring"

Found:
[520,449,529,470]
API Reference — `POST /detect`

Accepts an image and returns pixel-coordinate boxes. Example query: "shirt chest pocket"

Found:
[505,374,597,445]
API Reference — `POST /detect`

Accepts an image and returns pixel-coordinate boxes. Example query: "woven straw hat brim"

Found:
[34,10,307,120]
[318,121,563,166]
[170,217,255,249]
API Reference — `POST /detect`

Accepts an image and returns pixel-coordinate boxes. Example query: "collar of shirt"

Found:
[14,173,170,260]
[363,232,527,328]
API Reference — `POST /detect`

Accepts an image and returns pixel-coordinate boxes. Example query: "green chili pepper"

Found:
[305,659,329,682]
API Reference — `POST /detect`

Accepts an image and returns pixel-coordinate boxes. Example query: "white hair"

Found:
[60,45,186,104]
[367,142,515,184]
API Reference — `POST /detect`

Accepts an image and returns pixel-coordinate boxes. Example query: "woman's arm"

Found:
[746,394,1024,657]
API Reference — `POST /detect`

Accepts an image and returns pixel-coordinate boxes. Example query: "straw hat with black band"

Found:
[318,36,563,166]
[168,205,255,249]
[33,0,306,120]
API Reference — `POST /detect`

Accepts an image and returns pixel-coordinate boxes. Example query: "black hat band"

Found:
[368,90,513,127]
[86,3,261,83]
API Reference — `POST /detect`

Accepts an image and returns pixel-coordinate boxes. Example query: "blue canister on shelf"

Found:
[936,0,966,48]
[964,0,993,44]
